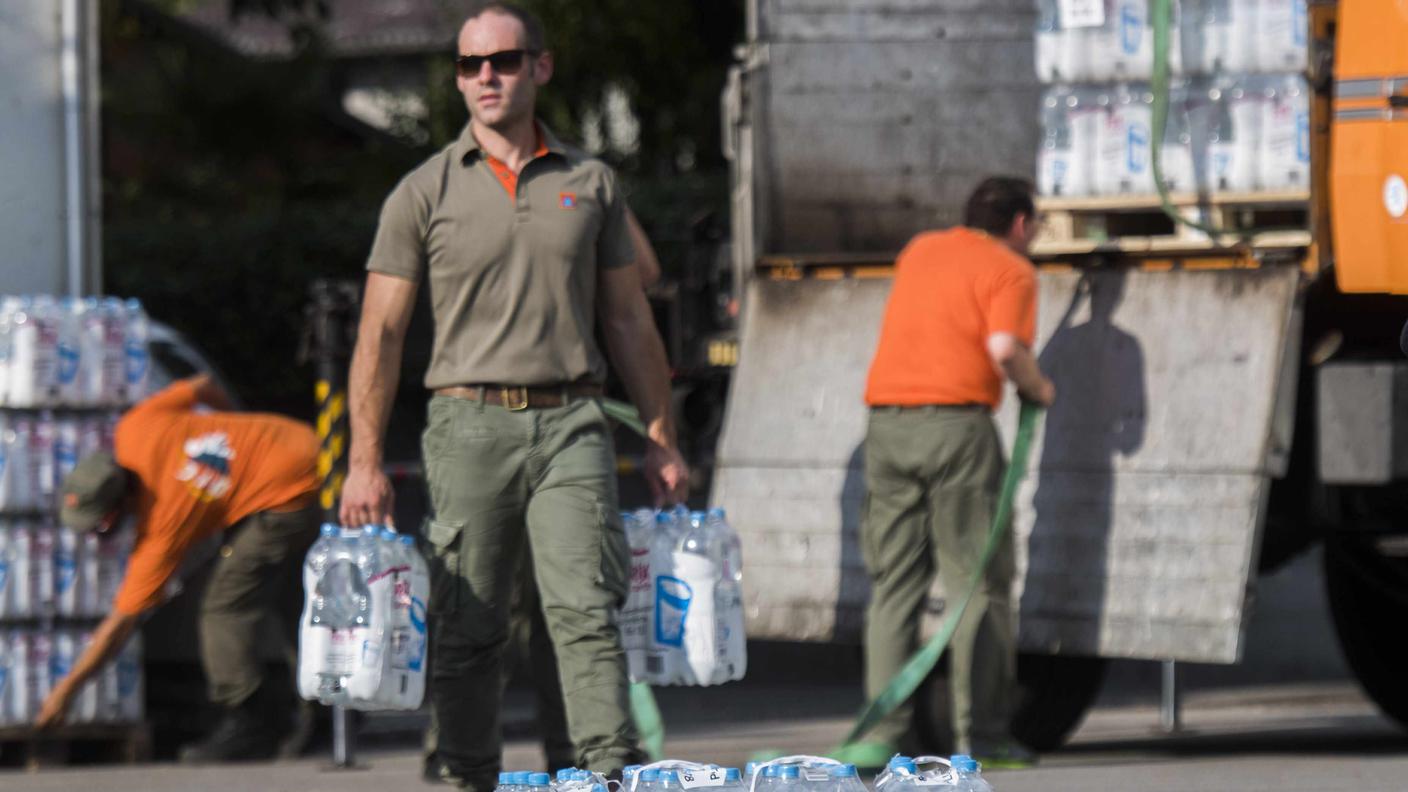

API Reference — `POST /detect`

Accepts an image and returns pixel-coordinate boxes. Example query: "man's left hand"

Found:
[644,442,690,507]
[36,687,72,729]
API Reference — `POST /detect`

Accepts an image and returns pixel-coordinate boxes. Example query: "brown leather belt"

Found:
[433,383,603,410]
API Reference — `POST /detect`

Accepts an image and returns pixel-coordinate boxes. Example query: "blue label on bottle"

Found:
[1296,112,1310,163]
[1127,124,1150,174]
[57,345,80,385]
[654,576,693,648]
[1120,4,1141,54]
[124,343,148,385]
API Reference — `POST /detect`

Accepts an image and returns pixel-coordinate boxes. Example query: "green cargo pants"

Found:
[200,504,321,711]
[421,546,576,776]
[861,406,1017,754]
[422,395,642,791]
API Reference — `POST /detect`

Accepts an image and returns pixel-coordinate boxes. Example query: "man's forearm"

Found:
[1000,344,1048,401]
[347,327,403,469]
[603,310,676,448]
[55,612,137,702]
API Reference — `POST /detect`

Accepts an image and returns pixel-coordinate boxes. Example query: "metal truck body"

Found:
[714,0,1408,744]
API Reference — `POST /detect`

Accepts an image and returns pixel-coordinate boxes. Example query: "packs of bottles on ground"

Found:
[1,411,119,514]
[0,295,152,409]
[298,524,429,711]
[620,507,745,687]
[874,755,994,792]
[0,630,144,727]
[1035,0,1310,198]
[0,520,133,621]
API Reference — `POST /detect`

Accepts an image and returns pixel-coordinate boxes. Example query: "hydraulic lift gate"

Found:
[712,266,1301,664]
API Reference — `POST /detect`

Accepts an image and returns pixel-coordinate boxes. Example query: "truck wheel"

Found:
[1324,534,1408,728]
[915,653,1106,754]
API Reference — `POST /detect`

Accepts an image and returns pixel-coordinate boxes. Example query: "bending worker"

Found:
[338,2,688,788]
[846,177,1056,768]
[36,374,320,764]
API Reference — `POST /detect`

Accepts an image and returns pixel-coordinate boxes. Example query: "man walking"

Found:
[848,177,1055,767]
[338,3,687,788]
[36,374,320,763]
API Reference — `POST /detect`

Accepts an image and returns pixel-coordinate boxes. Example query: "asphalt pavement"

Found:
[3,671,1406,792]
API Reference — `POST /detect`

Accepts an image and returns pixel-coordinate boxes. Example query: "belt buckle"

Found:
[501,386,529,411]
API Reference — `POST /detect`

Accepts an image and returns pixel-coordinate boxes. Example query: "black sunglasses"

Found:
[455,49,538,77]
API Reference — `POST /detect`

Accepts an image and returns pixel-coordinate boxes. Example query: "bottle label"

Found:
[678,769,727,789]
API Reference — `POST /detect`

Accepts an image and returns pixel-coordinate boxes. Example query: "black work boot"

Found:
[178,702,278,764]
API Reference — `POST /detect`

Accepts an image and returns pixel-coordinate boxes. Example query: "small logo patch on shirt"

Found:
[559,192,577,209]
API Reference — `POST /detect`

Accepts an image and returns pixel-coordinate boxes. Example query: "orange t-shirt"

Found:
[865,227,1037,409]
[112,379,319,614]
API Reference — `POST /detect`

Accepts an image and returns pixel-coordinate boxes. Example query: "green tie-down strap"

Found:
[835,401,1042,750]
[601,397,665,760]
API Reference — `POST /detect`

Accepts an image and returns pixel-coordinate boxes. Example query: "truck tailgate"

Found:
[712,266,1300,664]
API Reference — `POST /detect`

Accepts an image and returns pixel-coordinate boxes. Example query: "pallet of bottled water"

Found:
[0,630,144,727]
[297,524,429,711]
[0,295,152,410]
[1035,0,1312,200]
[875,755,995,792]
[620,507,746,687]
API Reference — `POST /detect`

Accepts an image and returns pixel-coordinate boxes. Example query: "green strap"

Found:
[602,397,664,759]
[836,402,1042,749]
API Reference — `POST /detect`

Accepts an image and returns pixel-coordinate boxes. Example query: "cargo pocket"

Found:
[595,501,630,608]
[426,518,464,616]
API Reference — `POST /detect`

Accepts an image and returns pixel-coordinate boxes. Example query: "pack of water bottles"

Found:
[1037,0,1307,83]
[0,520,133,620]
[0,629,143,726]
[874,755,994,792]
[0,295,151,409]
[1035,0,1311,198]
[496,768,611,792]
[620,507,746,687]
[297,523,429,711]
[0,411,118,513]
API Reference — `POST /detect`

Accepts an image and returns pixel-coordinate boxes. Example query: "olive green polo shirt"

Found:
[366,122,634,389]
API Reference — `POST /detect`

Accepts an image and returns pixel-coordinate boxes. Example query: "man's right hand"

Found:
[339,463,395,527]
[1025,378,1057,407]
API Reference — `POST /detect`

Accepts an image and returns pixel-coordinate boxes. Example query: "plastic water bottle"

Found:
[79,530,100,616]
[621,510,653,681]
[827,765,866,792]
[637,768,663,792]
[1257,0,1308,72]
[876,757,917,792]
[1258,74,1309,191]
[1159,82,1197,194]
[123,298,151,404]
[514,771,536,792]
[495,771,517,792]
[529,772,553,792]
[1182,0,1258,75]
[99,298,127,406]
[30,413,56,506]
[658,770,685,792]
[5,523,33,618]
[0,631,14,726]
[649,511,687,683]
[54,415,80,492]
[6,631,32,724]
[621,765,642,791]
[28,632,53,720]
[310,527,372,699]
[32,523,55,611]
[0,526,11,621]
[949,756,992,792]
[1207,76,1263,193]
[55,297,82,406]
[1035,0,1086,82]
[54,526,80,616]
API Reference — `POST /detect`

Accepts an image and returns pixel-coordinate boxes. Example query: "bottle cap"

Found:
[830,765,858,778]
[640,769,661,782]
[530,773,551,786]
[660,771,679,784]
[725,769,742,782]
[513,772,533,784]
[780,766,799,779]
[499,773,514,785]
[949,756,979,773]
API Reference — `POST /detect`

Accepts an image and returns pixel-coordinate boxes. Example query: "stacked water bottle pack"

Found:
[297,523,430,711]
[0,295,151,409]
[620,507,746,687]
[872,755,997,792]
[1036,0,1311,198]
[0,629,143,727]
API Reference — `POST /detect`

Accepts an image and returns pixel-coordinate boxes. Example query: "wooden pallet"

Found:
[1033,190,1313,257]
[0,723,151,769]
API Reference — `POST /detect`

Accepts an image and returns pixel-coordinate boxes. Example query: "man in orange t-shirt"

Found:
[36,375,320,764]
[849,177,1055,767]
